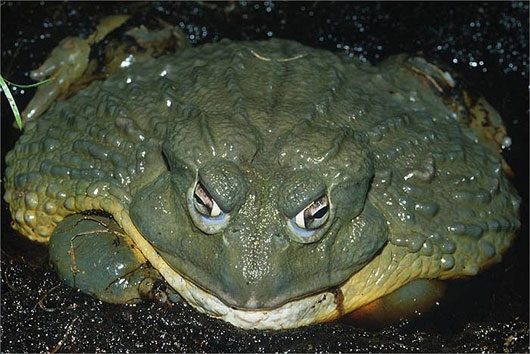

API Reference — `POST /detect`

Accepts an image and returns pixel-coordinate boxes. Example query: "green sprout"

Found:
[0,74,50,130]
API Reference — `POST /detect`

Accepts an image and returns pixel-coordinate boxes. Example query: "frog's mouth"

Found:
[155,247,352,312]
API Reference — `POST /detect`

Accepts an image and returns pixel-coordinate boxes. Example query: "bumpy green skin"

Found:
[4,40,520,320]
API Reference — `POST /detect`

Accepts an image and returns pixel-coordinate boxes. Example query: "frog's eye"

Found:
[193,182,223,218]
[293,195,329,230]
[188,181,230,234]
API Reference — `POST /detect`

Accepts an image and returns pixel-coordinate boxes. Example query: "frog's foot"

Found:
[125,20,190,54]
[21,15,130,122]
[21,36,91,122]
[403,57,513,176]
[345,279,446,327]
[49,213,179,304]
[461,91,514,176]
[405,56,457,94]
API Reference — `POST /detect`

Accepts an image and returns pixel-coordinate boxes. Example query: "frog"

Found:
[4,30,521,329]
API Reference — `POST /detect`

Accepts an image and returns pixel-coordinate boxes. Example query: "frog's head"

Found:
[131,114,388,310]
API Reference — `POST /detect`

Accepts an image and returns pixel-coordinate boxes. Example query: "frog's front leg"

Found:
[22,15,130,122]
[49,214,180,304]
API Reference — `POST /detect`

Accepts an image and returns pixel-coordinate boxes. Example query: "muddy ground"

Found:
[1,2,528,352]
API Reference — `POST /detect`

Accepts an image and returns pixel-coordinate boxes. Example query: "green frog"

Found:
[4,21,520,329]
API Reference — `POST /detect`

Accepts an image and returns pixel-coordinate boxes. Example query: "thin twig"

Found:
[2,265,18,291]
[36,283,62,312]
[49,316,79,354]
[36,283,77,312]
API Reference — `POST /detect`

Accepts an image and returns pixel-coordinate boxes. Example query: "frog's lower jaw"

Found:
[115,207,432,329]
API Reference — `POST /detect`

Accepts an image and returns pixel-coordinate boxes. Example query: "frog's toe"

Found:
[139,277,183,305]
[49,213,164,304]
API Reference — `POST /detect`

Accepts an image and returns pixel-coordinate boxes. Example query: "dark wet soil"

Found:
[1,2,528,352]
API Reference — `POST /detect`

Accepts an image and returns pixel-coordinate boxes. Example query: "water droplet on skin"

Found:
[120,54,135,68]
[501,136,512,149]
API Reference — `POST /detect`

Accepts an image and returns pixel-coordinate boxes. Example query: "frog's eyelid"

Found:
[286,184,327,218]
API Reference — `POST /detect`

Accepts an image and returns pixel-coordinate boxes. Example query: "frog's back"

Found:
[5,39,373,242]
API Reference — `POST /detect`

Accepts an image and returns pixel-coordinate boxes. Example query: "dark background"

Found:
[1,1,528,352]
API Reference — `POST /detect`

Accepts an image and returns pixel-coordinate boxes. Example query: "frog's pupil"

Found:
[195,194,205,206]
[194,184,212,211]
[312,206,328,219]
